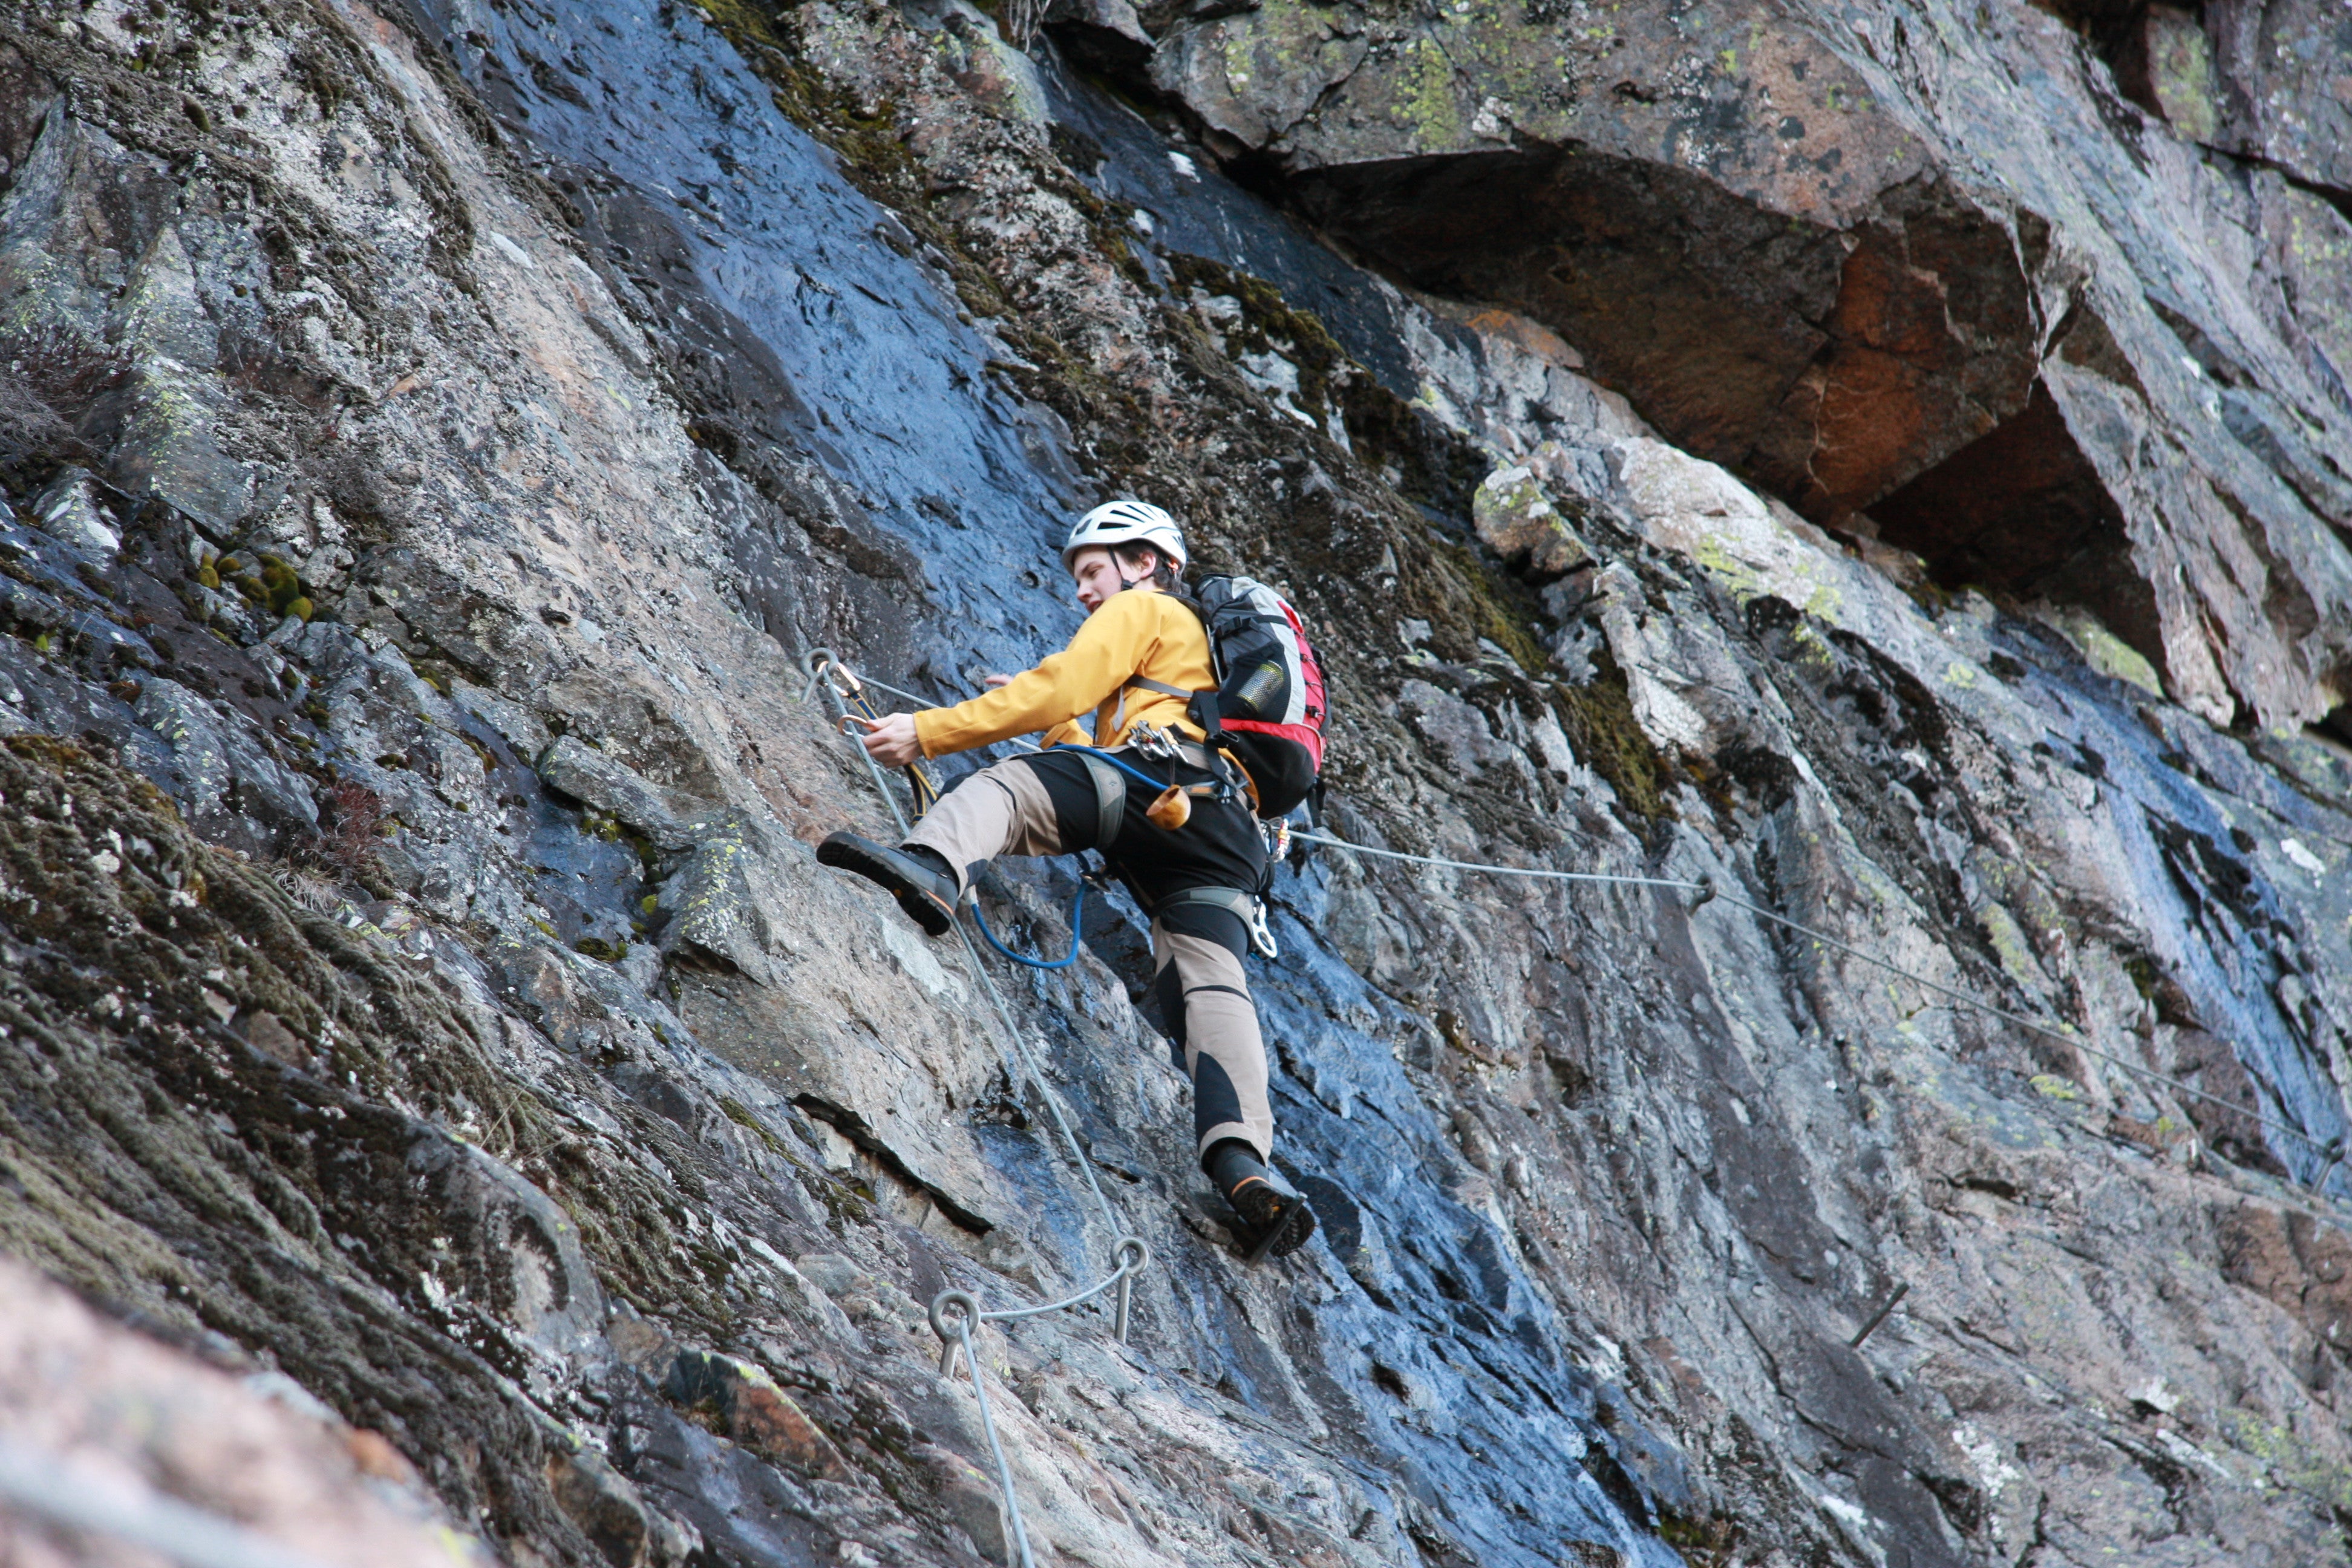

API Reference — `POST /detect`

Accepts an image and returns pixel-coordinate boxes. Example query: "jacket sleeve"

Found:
[913,595,1156,757]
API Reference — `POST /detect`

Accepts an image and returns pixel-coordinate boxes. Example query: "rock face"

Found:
[0,1,2349,1566]
[1135,0,2352,731]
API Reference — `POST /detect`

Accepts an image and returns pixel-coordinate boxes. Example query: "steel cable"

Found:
[803,653,1123,1237]
[932,1303,1037,1568]
[1295,830,2345,1175]
[802,654,1173,1567]
[802,646,2347,1563]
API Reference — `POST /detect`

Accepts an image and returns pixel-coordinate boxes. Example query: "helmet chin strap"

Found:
[1111,549,1158,595]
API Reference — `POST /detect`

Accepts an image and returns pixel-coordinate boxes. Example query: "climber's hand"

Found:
[981,671,1014,688]
[851,712,924,768]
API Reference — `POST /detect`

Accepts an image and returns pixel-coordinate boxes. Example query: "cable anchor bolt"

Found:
[929,1289,979,1380]
[804,645,865,702]
[1112,1236,1151,1344]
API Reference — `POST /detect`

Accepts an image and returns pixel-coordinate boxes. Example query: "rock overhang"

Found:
[1110,0,2352,729]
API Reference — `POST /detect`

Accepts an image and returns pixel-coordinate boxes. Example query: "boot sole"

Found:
[816,835,956,937]
[1230,1179,1318,1263]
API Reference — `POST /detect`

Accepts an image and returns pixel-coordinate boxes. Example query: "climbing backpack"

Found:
[1180,575,1327,818]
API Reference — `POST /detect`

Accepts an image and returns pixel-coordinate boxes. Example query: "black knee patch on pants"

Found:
[1191,1050,1245,1152]
[1152,960,1187,1071]
[1149,903,1246,1073]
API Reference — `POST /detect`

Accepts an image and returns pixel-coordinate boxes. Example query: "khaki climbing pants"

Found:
[905,748,1274,1163]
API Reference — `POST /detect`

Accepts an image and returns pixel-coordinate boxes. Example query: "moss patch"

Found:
[1166,251,1488,518]
[1555,644,1670,823]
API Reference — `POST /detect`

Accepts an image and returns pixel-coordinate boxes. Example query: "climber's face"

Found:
[1070,545,1165,615]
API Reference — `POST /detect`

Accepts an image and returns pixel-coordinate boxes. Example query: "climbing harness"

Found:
[1295,830,2351,1188]
[801,650,1152,1568]
[1141,884,1279,961]
[964,751,1283,964]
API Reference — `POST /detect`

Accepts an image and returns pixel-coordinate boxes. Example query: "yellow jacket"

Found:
[914,589,1212,758]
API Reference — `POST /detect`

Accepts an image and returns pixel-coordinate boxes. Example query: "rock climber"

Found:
[816,500,1318,1261]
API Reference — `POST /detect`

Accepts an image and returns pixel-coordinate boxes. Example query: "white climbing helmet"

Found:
[1061,498,1187,573]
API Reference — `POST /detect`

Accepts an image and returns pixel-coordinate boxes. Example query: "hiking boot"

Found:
[817,832,958,936]
[1204,1139,1318,1262]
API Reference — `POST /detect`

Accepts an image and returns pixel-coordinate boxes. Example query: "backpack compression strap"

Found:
[1112,675,1192,740]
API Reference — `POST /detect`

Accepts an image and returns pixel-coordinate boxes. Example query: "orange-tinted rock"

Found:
[727,1374,851,1479]
[0,1256,463,1567]
[663,1350,849,1480]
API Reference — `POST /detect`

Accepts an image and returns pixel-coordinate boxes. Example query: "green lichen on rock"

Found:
[1472,461,1595,578]
[1553,644,1670,823]
[2218,1407,2352,1512]
[2042,604,2164,697]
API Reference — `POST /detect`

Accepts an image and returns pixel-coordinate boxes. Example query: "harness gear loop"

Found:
[1118,696,1250,809]
[1128,720,1186,763]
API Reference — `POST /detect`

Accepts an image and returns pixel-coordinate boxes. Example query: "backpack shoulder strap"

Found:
[1119,589,1214,705]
